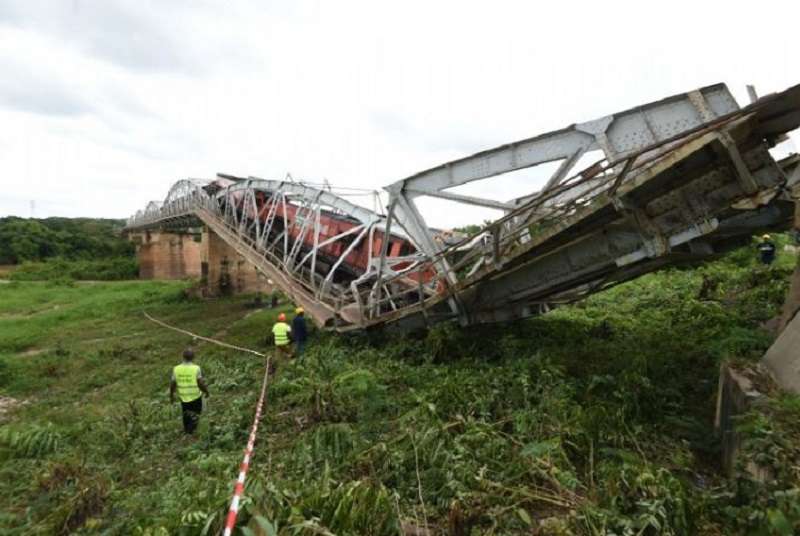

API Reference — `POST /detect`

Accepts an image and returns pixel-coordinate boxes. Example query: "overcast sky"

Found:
[0,1,798,228]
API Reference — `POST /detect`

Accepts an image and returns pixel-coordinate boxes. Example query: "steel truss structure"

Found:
[126,82,800,331]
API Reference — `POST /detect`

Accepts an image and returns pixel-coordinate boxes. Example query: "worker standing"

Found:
[169,348,210,435]
[272,313,293,360]
[292,307,308,358]
[758,234,777,265]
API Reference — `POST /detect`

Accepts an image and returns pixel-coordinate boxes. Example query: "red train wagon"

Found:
[207,178,435,287]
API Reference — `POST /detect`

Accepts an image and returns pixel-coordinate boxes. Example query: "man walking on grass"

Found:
[170,348,209,434]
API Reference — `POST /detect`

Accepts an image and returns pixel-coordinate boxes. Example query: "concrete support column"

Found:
[131,230,202,280]
[128,226,281,297]
[778,197,800,331]
[200,226,272,296]
[763,194,800,393]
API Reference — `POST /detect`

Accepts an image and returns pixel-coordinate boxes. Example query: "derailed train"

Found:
[202,175,442,294]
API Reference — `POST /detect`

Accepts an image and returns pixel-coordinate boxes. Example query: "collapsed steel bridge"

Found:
[126,82,800,331]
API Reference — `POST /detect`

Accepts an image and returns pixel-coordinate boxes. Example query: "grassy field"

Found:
[1,241,799,534]
[0,280,289,534]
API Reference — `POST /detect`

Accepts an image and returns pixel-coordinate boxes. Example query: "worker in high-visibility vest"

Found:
[169,348,210,434]
[272,313,293,360]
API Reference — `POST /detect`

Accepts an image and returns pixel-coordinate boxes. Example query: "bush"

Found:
[578,463,692,535]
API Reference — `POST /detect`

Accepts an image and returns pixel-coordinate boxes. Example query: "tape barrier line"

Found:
[142,312,272,536]
[143,311,267,358]
[222,361,270,536]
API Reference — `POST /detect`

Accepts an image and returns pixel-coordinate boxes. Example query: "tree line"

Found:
[0,217,134,265]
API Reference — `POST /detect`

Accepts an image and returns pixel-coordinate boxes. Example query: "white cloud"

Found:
[0,0,798,229]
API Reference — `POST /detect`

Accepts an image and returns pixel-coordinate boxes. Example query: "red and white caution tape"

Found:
[142,312,272,536]
[222,359,271,536]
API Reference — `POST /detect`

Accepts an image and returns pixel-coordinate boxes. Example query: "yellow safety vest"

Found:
[272,322,291,346]
[173,363,202,403]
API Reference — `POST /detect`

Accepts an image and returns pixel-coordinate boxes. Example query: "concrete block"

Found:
[763,311,800,394]
[715,362,772,478]
[778,264,800,333]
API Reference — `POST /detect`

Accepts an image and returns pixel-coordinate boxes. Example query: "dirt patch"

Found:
[18,348,47,357]
[0,396,27,420]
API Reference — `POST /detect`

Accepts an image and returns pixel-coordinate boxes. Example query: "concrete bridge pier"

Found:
[777,198,800,332]
[200,226,272,296]
[129,227,272,297]
[762,189,800,392]
[129,229,202,280]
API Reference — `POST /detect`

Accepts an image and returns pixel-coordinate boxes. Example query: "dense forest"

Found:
[0,217,137,281]
[0,217,134,265]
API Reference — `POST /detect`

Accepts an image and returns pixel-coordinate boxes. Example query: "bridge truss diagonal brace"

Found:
[714,132,761,195]
[385,185,465,320]
[404,187,515,211]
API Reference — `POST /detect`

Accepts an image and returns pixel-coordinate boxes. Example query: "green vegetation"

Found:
[0,217,137,281]
[0,217,133,264]
[0,238,798,534]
